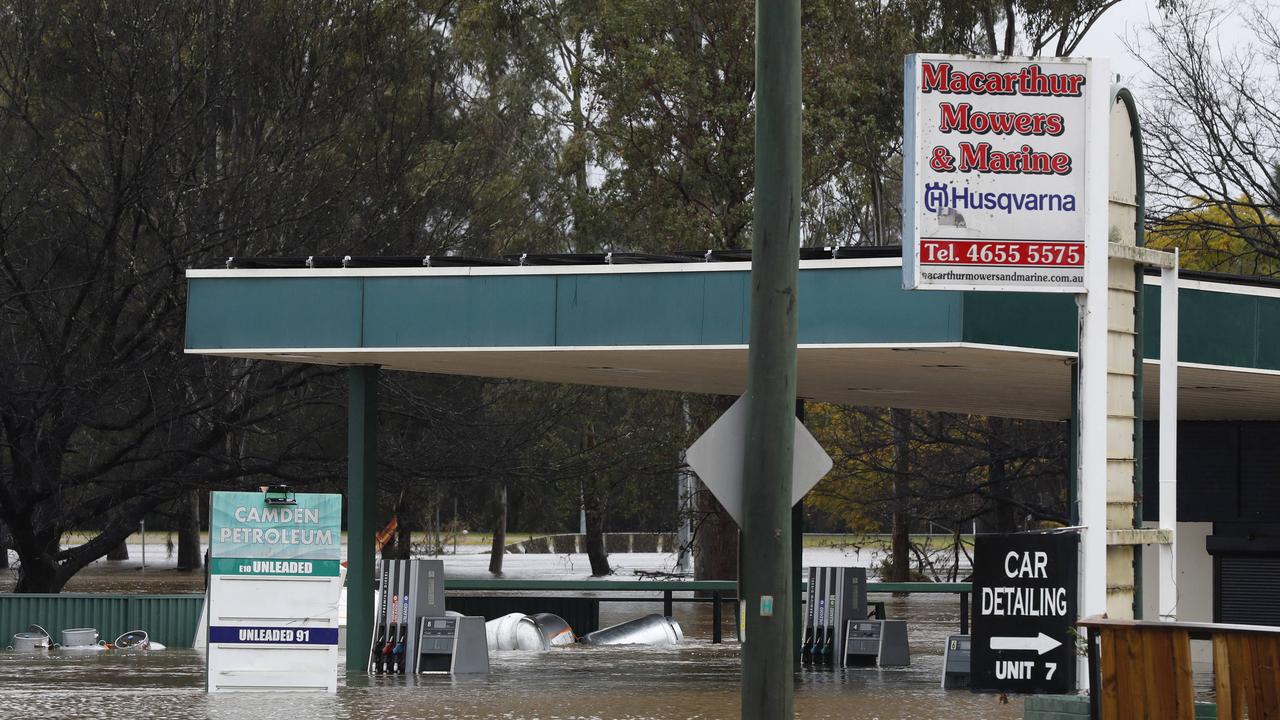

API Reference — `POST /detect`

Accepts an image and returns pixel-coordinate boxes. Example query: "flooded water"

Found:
[1,541,1017,718]
[0,595,1025,720]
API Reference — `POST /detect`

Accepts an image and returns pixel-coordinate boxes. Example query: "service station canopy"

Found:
[185,251,1280,422]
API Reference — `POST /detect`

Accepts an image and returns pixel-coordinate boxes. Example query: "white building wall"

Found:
[1143,521,1213,664]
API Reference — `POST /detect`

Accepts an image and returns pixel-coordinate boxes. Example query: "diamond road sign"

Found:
[684,395,833,527]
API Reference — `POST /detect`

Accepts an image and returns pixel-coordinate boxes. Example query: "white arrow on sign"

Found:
[990,632,1062,655]
[684,395,833,527]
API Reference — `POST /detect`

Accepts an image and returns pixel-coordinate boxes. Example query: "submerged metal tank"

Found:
[10,632,50,651]
[529,613,575,648]
[579,614,683,647]
[486,612,577,651]
[59,628,101,649]
[114,630,165,650]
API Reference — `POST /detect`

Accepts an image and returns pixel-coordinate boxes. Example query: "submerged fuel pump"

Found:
[800,566,868,668]
[367,559,489,675]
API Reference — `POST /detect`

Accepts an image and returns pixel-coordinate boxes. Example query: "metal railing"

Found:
[446,579,973,643]
[0,580,973,649]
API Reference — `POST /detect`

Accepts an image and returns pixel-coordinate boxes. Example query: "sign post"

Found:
[903,53,1110,690]
[970,533,1079,694]
[207,490,343,693]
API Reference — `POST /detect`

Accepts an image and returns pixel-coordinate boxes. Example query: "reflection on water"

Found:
[1,596,1025,720]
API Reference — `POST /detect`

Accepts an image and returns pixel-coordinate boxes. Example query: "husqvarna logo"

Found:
[923,181,1076,215]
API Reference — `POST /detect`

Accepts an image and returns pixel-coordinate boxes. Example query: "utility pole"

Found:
[741,0,801,716]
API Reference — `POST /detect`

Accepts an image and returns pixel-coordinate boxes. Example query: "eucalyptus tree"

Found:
[0,0,513,592]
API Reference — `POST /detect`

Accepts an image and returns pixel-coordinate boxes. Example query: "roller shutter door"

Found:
[1217,556,1280,626]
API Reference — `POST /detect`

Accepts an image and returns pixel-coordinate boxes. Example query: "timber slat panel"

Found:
[1100,629,1121,720]
[1083,616,1280,720]
[1212,635,1241,720]
[1250,634,1280,720]
[1170,630,1194,719]
[1138,629,1170,718]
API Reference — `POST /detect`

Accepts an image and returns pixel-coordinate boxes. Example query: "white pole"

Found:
[140,520,146,570]
[1158,252,1179,620]
[1077,58,1111,688]
[677,459,693,574]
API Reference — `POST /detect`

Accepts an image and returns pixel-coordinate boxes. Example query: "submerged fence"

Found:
[0,593,204,649]
[1,580,972,651]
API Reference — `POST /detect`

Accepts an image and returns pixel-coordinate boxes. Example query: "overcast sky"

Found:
[1072,0,1160,84]
[1073,0,1261,88]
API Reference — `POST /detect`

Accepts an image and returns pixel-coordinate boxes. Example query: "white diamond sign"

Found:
[684,395,833,527]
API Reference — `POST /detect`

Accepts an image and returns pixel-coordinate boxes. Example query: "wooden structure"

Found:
[1080,616,1280,719]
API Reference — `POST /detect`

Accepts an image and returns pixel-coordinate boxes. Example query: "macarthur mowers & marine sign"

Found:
[903,55,1103,292]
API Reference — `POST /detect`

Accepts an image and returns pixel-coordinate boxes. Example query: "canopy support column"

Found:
[346,365,379,672]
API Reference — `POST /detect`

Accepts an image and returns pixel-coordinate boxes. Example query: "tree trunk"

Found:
[396,517,413,559]
[891,408,912,587]
[989,417,1017,531]
[107,540,130,561]
[13,533,68,593]
[584,493,611,577]
[177,490,202,571]
[0,522,8,569]
[693,395,739,582]
[488,481,506,576]
[694,485,739,581]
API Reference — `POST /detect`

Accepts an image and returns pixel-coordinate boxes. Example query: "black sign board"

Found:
[970,533,1078,694]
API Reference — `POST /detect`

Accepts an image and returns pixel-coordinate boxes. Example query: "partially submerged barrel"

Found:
[580,614,683,647]
[60,628,100,648]
[486,612,576,651]
[529,613,575,647]
[11,632,50,651]
[114,631,150,650]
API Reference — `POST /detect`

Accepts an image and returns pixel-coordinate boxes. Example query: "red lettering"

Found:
[921,62,1085,97]
[987,112,1016,135]
[939,102,968,132]
[921,62,948,93]
[937,103,1067,138]
[957,143,1073,175]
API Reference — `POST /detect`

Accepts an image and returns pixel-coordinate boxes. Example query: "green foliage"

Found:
[1148,199,1280,276]
[0,0,1130,590]
[805,405,1069,535]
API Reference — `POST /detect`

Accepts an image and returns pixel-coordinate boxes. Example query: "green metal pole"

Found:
[346,366,379,672]
[742,0,801,715]
[1069,360,1079,527]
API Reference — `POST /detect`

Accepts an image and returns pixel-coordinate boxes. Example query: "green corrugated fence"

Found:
[0,593,205,649]
[1,580,970,651]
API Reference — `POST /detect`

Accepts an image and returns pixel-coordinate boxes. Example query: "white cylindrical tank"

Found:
[580,614,683,647]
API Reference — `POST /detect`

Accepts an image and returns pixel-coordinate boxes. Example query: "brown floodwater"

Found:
[0,595,1027,720]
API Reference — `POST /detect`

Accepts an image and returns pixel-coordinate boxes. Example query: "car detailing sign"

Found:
[903,55,1099,292]
[207,491,343,692]
[970,533,1078,693]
